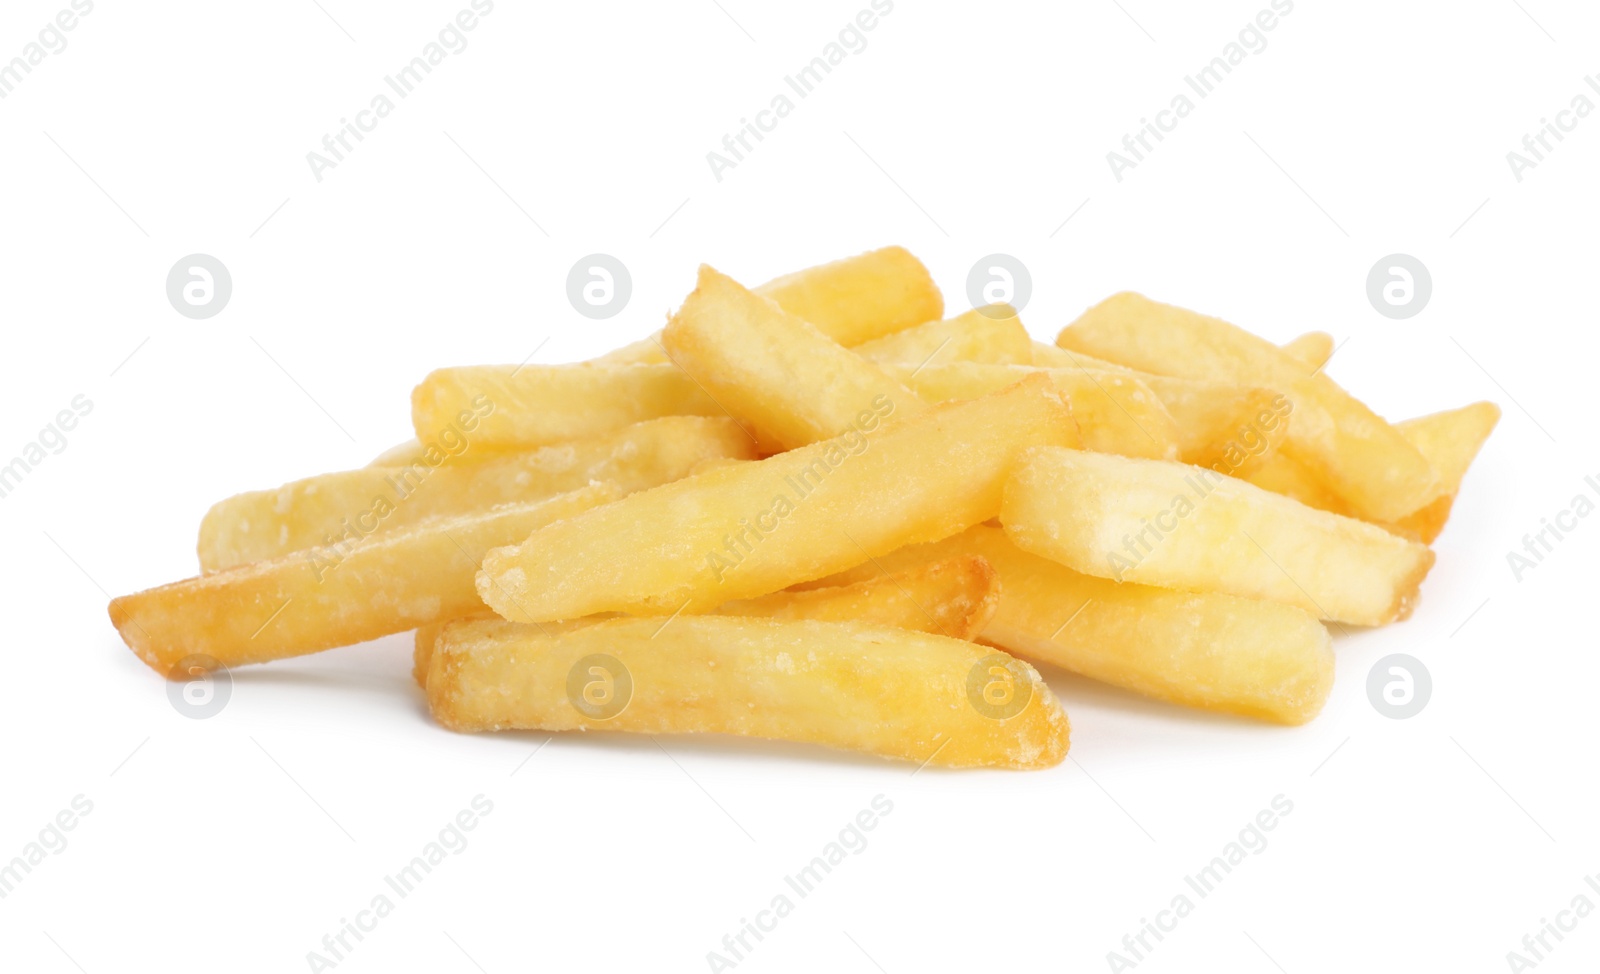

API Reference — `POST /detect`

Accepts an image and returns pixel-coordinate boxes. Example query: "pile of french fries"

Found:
[108,247,1498,770]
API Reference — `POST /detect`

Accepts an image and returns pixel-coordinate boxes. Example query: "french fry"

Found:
[1243,452,1350,515]
[410,363,749,450]
[809,526,1333,725]
[757,244,945,347]
[426,615,1069,770]
[199,417,760,571]
[1389,402,1500,543]
[1030,341,1133,373]
[717,555,999,639]
[1282,331,1336,371]
[415,617,474,687]
[659,266,925,450]
[1058,292,1439,522]
[1244,403,1501,544]
[1035,341,1290,471]
[1001,448,1434,626]
[476,375,1079,621]
[1142,377,1291,475]
[109,484,621,676]
[414,614,595,688]
[853,306,1032,367]
[882,362,1180,461]
[589,245,944,365]
[413,555,1001,688]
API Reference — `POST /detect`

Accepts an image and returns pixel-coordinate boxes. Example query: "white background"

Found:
[2,1,1597,971]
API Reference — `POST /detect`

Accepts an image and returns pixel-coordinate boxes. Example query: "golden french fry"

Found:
[1282,331,1336,371]
[199,417,759,572]
[717,555,999,639]
[1058,293,1439,522]
[110,484,620,676]
[589,246,944,365]
[853,306,1032,367]
[883,362,1179,461]
[810,526,1333,725]
[414,555,1001,688]
[426,615,1069,770]
[1002,448,1434,626]
[476,375,1079,621]
[414,617,464,687]
[1388,402,1500,543]
[660,266,925,450]
[414,615,595,688]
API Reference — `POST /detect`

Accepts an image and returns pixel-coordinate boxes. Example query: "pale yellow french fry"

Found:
[1243,452,1350,516]
[717,555,999,640]
[1058,293,1439,522]
[426,616,1069,770]
[588,246,944,365]
[109,484,621,676]
[1245,403,1501,543]
[199,417,760,572]
[1143,378,1292,475]
[1030,341,1133,373]
[1282,331,1336,371]
[756,245,945,347]
[1389,402,1500,543]
[853,306,1032,367]
[808,526,1333,725]
[476,375,1079,621]
[1001,448,1434,626]
[1034,345,1292,471]
[414,555,1001,688]
[659,266,925,450]
[411,363,741,449]
[883,362,1179,461]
